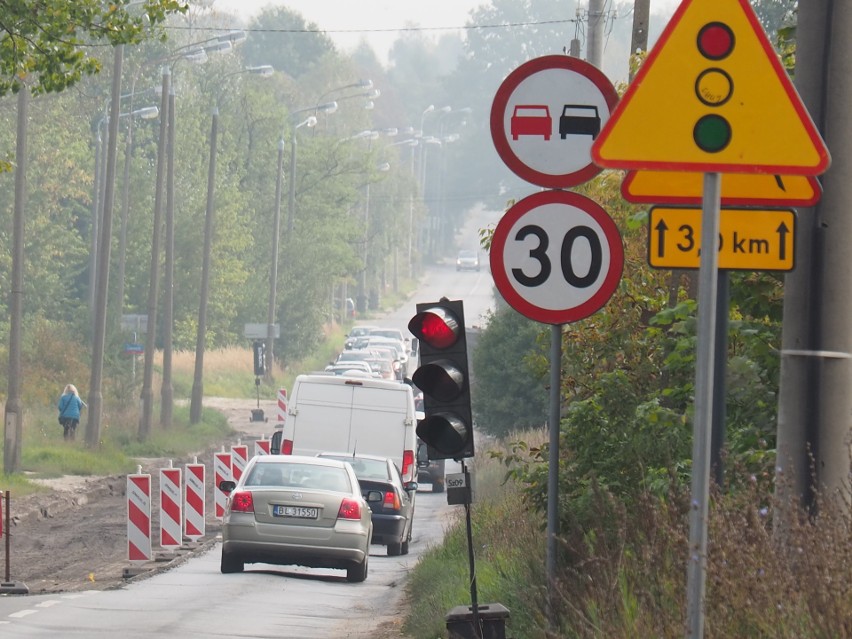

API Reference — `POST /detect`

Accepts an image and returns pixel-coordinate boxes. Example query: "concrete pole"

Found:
[86,44,124,448]
[139,68,170,439]
[4,86,28,474]
[586,0,606,68]
[160,86,176,427]
[629,0,650,81]
[265,138,285,382]
[189,108,219,424]
[776,2,852,519]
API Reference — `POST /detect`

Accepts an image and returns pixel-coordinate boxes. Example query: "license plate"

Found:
[273,505,318,519]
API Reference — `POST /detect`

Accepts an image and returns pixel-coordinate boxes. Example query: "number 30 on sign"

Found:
[490,190,624,325]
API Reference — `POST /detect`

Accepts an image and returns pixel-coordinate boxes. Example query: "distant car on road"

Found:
[318,452,417,556]
[456,250,480,272]
[219,455,380,582]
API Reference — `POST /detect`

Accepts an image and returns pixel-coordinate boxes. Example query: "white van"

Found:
[271,374,418,483]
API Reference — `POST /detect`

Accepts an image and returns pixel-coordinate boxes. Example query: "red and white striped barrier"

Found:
[159,466,182,550]
[127,472,152,563]
[184,461,205,541]
[277,388,287,422]
[254,437,271,457]
[231,443,249,483]
[213,451,232,519]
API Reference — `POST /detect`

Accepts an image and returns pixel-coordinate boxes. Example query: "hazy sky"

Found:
[209,0,683,66]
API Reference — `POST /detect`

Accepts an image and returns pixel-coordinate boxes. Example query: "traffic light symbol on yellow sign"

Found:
[648,207,796,271]
[622,171,822,207]
[592,0,830,175]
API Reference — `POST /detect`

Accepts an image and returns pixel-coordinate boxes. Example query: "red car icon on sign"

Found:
[511,104,552,140]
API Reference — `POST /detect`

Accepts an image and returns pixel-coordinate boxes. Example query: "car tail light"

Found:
[383,490,401,511]
[337,497,362,520]
[282,439,293,455]
[230,491,254,513]
[401,449,414,479]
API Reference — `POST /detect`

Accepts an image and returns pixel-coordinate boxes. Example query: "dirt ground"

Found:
[3,397,283,594]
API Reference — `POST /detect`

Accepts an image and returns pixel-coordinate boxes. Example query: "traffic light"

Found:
[693,21,735,154]
[252,340,266,376]
[408,298,474,461]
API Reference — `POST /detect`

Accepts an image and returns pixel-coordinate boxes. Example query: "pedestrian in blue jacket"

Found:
[58,384,86,441]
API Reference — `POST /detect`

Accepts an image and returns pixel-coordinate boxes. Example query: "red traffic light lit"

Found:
[408,306,460,350]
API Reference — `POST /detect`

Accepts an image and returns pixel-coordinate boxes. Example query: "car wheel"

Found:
[433,480,445,494]
[387,541,402,557]
[220,550,244,574]
[401,539,410,555]
[347,554,369,583]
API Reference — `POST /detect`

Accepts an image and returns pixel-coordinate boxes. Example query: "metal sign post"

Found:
[686,173,722,637]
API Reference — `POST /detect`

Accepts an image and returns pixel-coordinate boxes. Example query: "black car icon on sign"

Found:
[559,104,601,139]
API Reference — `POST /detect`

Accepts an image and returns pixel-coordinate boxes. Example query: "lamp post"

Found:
[263,101,337,381]
[189,65,274,420]
[116,97,160,319]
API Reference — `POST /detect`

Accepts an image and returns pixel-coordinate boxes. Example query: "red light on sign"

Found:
[697,22,735,60]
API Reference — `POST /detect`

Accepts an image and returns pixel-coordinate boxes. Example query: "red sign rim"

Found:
[490,55,619,189]
[490,190,624,324]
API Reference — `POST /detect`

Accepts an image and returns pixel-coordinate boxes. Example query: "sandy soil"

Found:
[3,397,280,593]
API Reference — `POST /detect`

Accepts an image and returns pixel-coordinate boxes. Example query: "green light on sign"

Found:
[694,114,731,153]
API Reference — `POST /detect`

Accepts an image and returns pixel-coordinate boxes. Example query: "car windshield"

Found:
[322,456,390,481]
[458,251,476,258]
[246,462,351,491]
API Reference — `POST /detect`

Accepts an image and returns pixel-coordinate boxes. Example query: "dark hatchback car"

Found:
[318,452,417,556]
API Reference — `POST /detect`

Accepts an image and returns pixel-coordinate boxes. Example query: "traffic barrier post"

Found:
[159,463,183,550]
[127,470,152,563]
[213,450,232,519]
[184,459,205,541]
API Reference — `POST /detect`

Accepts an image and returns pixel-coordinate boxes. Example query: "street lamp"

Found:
[139,31,246,439]
[189,64,274,421]
[88,103,159,331]
[264,101,336,381]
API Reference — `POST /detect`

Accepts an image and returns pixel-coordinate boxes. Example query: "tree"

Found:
[0,0,185,97]
[471,306,548,439]
[243,6,336,80]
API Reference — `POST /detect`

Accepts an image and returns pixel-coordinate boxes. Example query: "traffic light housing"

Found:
[408,299,474,461]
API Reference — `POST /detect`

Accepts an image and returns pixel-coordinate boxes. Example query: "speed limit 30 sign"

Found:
[490,190,623,324]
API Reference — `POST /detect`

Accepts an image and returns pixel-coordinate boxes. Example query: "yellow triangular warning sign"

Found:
[592,0,830,175]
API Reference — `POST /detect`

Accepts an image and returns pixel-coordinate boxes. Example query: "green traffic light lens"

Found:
[697,22,734,60]
[693,114,731,153]
[416,414,469,456]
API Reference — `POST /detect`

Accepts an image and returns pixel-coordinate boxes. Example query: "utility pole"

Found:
[4,86,28,474]
[586,0,606,68]
[776,4,852,520]
[629,0,651,80]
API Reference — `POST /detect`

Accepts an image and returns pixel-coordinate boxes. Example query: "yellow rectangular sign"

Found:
[648,207,796,271]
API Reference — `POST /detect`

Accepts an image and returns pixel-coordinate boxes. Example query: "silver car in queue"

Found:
[219,454,381,582]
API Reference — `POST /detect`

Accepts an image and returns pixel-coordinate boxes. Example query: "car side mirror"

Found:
[404,481,419,493]
[219,480,237,494]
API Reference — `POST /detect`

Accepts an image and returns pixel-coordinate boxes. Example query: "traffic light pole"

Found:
[461,462,480,633]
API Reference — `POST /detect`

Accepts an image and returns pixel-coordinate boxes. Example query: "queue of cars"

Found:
[222,333,426,580]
